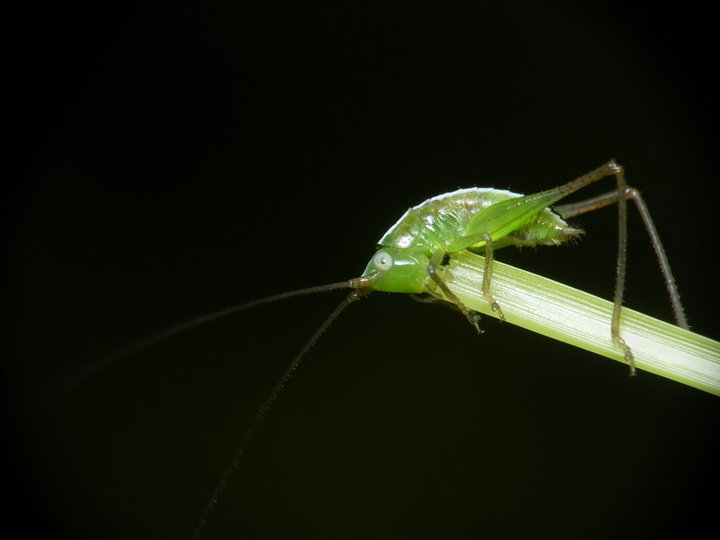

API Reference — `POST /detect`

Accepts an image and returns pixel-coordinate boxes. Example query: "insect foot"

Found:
[466,310,484,334]
[613,335,636,376]
[490,301,505,321]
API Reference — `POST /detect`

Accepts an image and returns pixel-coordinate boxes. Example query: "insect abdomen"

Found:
[502,210,582,248]
[378,187,580,253]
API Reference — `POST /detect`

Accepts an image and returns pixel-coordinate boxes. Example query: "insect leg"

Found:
[554,188,688,330]
[427,250,483,333]
[541,161,635,373]
[458,161,628,248]
[481,233,505,320]
[443,231,505,320]
[601,164,634,374]
[500,160,637,374]
[468,160,636,373]
[553,189,622,218]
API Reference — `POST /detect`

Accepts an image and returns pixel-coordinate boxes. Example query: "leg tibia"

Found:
[427,250,483,333]
[481,233,505,320]
[554,186,688,330]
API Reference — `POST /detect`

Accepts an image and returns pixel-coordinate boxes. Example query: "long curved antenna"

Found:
[50,280,357,402]
[191,292,361,540]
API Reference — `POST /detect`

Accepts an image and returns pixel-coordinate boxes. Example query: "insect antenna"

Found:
[50,280,364,403]
[191,291,363,540]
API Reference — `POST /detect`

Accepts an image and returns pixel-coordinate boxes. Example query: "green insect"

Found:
[178,159,687,538]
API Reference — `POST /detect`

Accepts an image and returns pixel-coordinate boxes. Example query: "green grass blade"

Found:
[445,250,720,396]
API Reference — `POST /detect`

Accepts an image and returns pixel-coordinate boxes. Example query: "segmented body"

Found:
[378,187,580,255]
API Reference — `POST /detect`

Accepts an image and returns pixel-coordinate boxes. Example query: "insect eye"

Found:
[373,250,394,271]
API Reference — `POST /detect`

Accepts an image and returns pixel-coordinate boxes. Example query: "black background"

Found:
[5,2,719,539]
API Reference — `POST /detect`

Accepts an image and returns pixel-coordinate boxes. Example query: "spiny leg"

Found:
[427,250,483,333]
[609,165,635,374]
[554,187,688,330]
[504,160,645,374]
[553,162,638,374]
[481,233,505,320]
[438,160,678,374]
[453,161,636,336]
[494,160,638,373]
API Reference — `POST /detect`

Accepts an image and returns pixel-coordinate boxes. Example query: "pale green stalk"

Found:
[444,251,720,396]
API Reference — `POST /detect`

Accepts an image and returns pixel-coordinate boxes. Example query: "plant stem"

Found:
[445,250,720,396]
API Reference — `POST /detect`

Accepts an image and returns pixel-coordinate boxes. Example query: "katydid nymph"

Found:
[88,160,689,538]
